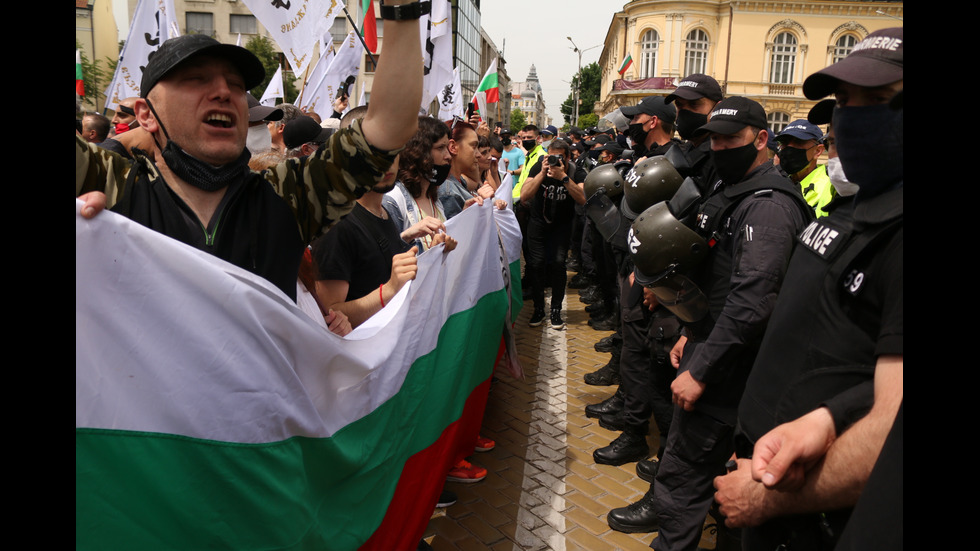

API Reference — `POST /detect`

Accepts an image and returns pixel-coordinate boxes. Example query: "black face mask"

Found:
[711,140,759,186]
[502,137,512,146]
[429,163,451,187]
[776,146,812,176]
[147,99,250,192]
[587,149,601,160]
[676,109,708,141]
[627,123,648,146]
[522,139,537,151]
[833,104,903,200]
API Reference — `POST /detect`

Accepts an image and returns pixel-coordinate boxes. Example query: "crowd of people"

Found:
[76,2,902,546]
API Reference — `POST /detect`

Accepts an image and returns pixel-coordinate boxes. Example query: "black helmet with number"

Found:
[583,163,625,200]
[621,156,683,220]
[628,202,710,321]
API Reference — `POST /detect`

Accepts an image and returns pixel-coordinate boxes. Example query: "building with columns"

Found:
[596,0,903,132]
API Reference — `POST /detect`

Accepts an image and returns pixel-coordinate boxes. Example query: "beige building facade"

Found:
[596,0,903,132]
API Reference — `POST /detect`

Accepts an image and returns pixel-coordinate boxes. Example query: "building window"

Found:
[186,12,214,37]
[770,32,797,84]
[229,14,257,35]
[640,30,659,78]
[684,29,709,76]
[364,53,378,73]
[768,111,791,134]
[328,18,348,44]
[833,34,858,63]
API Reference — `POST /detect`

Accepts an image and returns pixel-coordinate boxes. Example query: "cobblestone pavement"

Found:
[423,282,720,551]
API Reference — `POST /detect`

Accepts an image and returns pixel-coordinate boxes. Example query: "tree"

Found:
[245,36,299,104]
[510,109,527,135]
[560,62,601,126]
[76,40,116,112]
[577,113,599,129]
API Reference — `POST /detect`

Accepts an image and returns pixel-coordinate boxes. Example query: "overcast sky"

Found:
[481,0,627,126]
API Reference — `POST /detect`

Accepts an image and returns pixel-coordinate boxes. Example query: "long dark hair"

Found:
[398,116,450,202]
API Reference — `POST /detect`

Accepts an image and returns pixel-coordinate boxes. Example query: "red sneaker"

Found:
[446,459,487,483]
[474,435,496,452]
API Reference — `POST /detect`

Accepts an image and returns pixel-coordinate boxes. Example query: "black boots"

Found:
[593,431,649,466]
[607,488,659,533]
[585,387,624,419]
[584,349,621,385]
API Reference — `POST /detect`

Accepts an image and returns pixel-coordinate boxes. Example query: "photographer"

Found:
[519,139,586,329]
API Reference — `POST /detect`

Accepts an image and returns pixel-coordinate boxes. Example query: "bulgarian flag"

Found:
[618,53,633,76]
[360,0,378,54]
[76,195,522,550]
[471,58,498,122]
[76,49,85,96]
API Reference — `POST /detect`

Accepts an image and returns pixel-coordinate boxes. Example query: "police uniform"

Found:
[651,161,812,551]
[734,185,903,550]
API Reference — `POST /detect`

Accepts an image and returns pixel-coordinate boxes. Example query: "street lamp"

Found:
[567,37,601,127]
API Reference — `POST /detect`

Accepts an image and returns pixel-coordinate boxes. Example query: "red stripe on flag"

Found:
[363,2,378,54]
[359,342,504,550]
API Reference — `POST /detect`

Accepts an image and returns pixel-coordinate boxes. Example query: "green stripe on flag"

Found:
[77,290,508,551]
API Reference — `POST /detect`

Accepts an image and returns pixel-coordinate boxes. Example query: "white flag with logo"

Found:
[103,0,179,111]
[241,0,344,76]
[260,66,284,106]
[420,0,453,114]
[300,31,362,116]
[438,67,464,121]
[298,43,335,110]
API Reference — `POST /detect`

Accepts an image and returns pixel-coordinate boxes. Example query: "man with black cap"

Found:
[607,96,811,549]
[283,115,331,158]
[77,0,425,302]
[663,74,724,193]
[713,28,903,551]
[620,96,677,159]
[774,119,835,217]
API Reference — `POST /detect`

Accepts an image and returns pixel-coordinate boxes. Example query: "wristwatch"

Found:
[379,0,431,20]
[561,176,570,184]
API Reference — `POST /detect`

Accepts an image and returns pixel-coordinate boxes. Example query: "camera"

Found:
[547,155,564,168]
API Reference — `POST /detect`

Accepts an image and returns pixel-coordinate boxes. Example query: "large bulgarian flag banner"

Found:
[76,195,522,550]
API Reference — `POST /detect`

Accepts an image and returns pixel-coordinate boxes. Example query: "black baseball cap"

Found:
[665,74,724,104]
[283,116,330,149]
[693,97,767,137]
[803,27,903,100]
[807,99,835,125]
[140,35,265,98]
[247,93,284,123]
[620,96,677,124]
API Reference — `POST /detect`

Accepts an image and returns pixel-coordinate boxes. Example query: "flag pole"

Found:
[343,7,378,68]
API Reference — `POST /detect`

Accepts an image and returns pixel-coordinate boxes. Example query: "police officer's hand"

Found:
[671,369,705,411]
[714,458,771,528]
[670,335,687,368]
[751,407,837,491]
[642,287,659,311]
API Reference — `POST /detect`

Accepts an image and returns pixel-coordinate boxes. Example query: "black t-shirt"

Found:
[526,158,586,225]
[311,203,410,302]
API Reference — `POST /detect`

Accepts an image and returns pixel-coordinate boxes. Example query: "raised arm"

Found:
[361,0,422,151]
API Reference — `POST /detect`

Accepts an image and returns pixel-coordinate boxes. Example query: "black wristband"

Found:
[379,0,431,21]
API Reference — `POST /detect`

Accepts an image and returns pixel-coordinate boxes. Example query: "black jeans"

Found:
[527,217,571,311]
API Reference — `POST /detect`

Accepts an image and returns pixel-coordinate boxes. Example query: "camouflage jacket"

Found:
[75,120,400,299]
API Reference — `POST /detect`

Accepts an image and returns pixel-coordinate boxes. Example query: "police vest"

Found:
[738,186,903,445]
[513,146,544,200]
